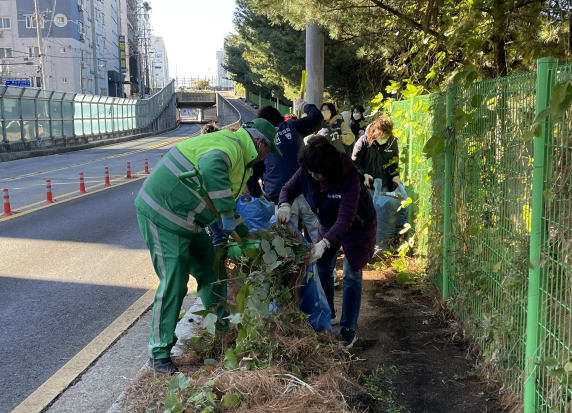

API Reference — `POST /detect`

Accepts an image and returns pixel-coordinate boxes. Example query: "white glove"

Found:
[276,203,292,225]
[309,240,327,263]
[364,173,373,188]
[295,98,307,112]
[393,176,401,185]
[316,127,329,137]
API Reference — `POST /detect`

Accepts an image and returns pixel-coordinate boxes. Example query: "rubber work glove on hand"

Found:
[309,240,327,263]
[220,217,236,234]
[316,127,330,137]
[276,203,292,225]
[295,98,307,112]
[364,173,374,188]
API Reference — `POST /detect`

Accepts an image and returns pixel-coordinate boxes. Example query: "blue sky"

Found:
[150,0,237,78]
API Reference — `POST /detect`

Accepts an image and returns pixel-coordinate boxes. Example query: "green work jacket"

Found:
[135,128,258,237]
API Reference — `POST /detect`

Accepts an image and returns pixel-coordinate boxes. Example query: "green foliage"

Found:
[362,366,407,412]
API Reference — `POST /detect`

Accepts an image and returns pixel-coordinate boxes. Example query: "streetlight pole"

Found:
[33,0,46,88]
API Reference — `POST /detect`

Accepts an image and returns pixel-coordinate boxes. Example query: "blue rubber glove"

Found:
[220,217,236,233]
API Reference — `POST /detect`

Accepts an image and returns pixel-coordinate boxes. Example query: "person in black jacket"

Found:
[352,116,407,250]
[251,100,324,241]
[348,105,366,140]
[352,116,400,190]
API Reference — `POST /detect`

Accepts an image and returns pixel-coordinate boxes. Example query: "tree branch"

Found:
[369,0,444,40]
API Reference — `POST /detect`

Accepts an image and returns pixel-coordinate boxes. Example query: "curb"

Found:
[106,298,205,413]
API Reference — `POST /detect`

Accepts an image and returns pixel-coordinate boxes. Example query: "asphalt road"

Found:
[0,124,200,211]
[220,92,257,123]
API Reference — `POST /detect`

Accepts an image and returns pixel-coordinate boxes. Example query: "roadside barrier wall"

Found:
[393,58,571,412]
[0,81,177,162]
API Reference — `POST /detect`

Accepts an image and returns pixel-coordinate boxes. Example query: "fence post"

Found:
[523,57,557,413]
[259,94,262,108]
[442,85,454,298]
[407,98,414,226]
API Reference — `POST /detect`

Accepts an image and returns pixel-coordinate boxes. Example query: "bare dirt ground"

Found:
[337,258,507,413]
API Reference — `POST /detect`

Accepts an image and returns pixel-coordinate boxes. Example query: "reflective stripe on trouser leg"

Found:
[188,231,228,323]
[136,213,192,359]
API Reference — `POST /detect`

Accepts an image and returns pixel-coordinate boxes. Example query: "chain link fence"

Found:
[391,58,571,412]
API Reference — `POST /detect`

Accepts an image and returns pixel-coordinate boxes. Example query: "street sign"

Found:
[5,79,31,87]
[119,36,127,74]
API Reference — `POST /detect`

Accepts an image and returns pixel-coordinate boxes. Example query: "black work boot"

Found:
[148,357,175,375]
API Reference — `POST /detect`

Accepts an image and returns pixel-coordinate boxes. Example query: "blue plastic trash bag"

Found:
[236,195,275,231]
[372,179,409,251]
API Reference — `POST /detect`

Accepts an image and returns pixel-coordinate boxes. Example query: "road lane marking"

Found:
[0,176,146,223]
[10,282,159,413]
[0,131,199,184]
[6,172,149,212]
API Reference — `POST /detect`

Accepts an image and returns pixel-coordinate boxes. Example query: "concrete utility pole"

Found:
[33,0,46,88]
[305,22,324,107]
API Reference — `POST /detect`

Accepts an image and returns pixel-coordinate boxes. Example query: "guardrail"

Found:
[1,81,175,144]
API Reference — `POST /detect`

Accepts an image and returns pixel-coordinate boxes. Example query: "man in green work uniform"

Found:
[135,119,281,374]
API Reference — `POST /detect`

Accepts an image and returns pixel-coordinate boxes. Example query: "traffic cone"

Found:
[2,188,14,216]
[144,158,149,174]
[126,162,132,179]
[104,167,111,186]
[45,180,55,203]
[79,172,87,193]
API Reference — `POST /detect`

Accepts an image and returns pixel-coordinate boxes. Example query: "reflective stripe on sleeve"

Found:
[197,150,232,170]
[208,188,232,199]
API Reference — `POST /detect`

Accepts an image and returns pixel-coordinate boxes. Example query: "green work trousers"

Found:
[137,213,227,359]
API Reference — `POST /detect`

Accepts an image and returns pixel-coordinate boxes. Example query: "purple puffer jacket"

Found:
[279,153,376,271]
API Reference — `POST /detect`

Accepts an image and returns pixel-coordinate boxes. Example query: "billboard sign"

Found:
[119,36,127,74]
[5,79,31,87]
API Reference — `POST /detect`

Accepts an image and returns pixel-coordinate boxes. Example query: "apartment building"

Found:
[151,36,168,91]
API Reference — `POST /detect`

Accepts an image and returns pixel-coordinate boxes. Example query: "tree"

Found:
[250,0,570,90]
[225,0,389,105]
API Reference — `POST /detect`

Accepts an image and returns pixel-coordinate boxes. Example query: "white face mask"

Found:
[322,110,331,120]
[353,113,361,121]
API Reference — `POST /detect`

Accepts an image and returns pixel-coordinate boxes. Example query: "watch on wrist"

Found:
[322,238,331,249]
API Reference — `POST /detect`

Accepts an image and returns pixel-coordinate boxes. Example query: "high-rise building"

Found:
[0,0,122,95]
[151,36,168,92]
[215,37,232,88]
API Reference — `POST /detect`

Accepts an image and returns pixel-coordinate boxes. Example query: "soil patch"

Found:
[343,261,506,413]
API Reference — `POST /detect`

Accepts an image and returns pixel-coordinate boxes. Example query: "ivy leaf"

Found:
[263,249,278,265]
[267,260,283,272]
[166,373,190,393]
[423,134,445,158]
[225,313,243,324]
[260,239,271,254]
[565,362,572,373]
[396,271,415,284]
[469,226,479,236]
[474,244,483,256]
[399,223,411,234]
[192,310,211,317]
[547,368,566,377]
[535,357,559,368]
[201,313,218,335]
[163,393,183,413]
[236,285,249,313]
[493,261,502,273]
[220,393,241,409]
[223,348,239,370]
[471,94,483,108]
[534,107,551,123]
[292,367,304,381]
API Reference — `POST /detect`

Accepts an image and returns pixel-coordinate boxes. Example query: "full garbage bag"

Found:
[268,218,333,332]
[236,195,275,231]
[372,179,409,251]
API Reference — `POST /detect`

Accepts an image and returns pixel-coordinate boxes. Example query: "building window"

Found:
[0,47,13,59]
[61,77,67,83]
[0,17,11,29]
[78,21,84,35]
[57,16,65,25]
[25,16,44,29]
[59,47,66,53]
[27,46,40,58]
[30,76,42,88]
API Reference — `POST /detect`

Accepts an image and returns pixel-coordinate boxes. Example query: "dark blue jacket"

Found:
[259,104,323,203]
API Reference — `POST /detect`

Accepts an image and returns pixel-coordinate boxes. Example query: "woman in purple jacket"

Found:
[276,136,376,347]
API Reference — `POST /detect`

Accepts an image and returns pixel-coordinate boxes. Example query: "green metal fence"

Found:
[247,92,293,116]
[392,58,572,412]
